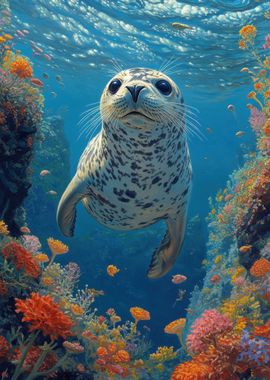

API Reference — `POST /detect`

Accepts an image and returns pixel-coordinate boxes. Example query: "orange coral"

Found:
[130,307,150,322]
[15,292,74,340]
[250,258,270,277]
[34,253,49,263]
[0,336,10,359]
[0,220,9,235]
[239,25,257,39]
[164,318,186,335]
[107,264,120,277]
[2,242,40,279]
[47,238,69,255]
[113,349,130,363]
[9,57,33,79]
[97,346,108,357]
[70,304,84,316]
[253,319,270,339]
[263,119,270,136]
[171,360,214,380]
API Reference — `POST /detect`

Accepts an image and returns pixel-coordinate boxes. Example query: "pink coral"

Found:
[22,235,41,254]
[263,34,270,49]
[249,106,267,134]
[186,309,233,355]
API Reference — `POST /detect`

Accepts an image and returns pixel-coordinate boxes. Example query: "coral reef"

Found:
[172,25,270,380]
[0,33,43,237]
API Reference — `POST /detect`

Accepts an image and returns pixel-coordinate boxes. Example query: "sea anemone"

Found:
[34,253,49,263]
[250,258,270,277]
[9,56,33,79]
[15,292,74,340]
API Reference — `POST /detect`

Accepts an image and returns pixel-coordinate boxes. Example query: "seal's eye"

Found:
[108,79,122,94]
[155,80,172,95]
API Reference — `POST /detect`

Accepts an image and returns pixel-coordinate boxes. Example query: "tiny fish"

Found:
[264,11,270,19]
[16,30,25,37]
[171,274,187,284]
[51,91,57,97]
[56,74,62,82]
[30,78,43,87]
[20,226,31,234]
[235,131,245,137]
[107,264,120,277]
[224,194,233,202]
[42,73,49,79]
[47,190,57,196]
[22,29,29,34]
[40,169,50,176]
[44,53,52,61]
[240,67,249,73]
[227,104,235,112]
[239,245,252,253]
[172,22,194,30]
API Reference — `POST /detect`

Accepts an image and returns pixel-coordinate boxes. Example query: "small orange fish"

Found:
[107,264,120,277]
[210,274,221,284]
[30,78,43,87]
[224,194,233,202]
[239,245,252,253]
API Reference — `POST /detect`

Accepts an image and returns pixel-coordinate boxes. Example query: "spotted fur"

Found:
[57,68,192,279]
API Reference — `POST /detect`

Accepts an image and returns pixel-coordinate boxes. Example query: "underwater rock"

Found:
[25,115,70,236]
[0,107,38,236]
[236,182,270,270]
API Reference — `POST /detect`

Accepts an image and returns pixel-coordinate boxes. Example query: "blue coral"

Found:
[238,330,270,366]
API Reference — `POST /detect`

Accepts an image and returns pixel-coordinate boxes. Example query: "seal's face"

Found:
[101,68,184,129]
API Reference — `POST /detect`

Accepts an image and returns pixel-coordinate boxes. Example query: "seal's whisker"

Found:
[78,111,102,138]
[184,113,201,127]
[185,121,205,141]
[159,57,179,74]
[78,108,101,126]
[182,104,200,113]
[80,105,100,117]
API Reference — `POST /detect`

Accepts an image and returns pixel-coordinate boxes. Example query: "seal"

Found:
[57,68,192,279]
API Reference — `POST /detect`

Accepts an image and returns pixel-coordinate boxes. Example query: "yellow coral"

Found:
[214,255,223,265]
[0,221,9,236]
[70,304,84,316]
[47,238,69,255]
[150,346,177,362]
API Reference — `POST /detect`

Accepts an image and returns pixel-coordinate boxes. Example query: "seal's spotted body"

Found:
[57,68,192,279]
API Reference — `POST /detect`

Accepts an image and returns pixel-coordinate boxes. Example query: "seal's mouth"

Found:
[122,111,155,121]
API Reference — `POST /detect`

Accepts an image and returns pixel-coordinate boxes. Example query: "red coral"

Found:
[14,346,57,372]
[186,309,233,354]
[0,336,10,360]
[253,319,270,339]
[2,242,40,279]
[15,292,74,340]
[0,279,8,296]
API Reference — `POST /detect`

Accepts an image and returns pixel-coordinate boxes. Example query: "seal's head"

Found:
[101,68,185,130]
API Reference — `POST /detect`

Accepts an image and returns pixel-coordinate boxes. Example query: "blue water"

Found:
[2,0,269,351]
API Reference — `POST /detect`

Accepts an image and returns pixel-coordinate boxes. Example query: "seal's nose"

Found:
[126,85,144,103]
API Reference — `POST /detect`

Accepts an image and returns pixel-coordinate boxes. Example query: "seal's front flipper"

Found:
[57,176,88,237]
[147,213,187,279]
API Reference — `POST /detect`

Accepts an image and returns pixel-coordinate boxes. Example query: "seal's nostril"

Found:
[126,85,144,103]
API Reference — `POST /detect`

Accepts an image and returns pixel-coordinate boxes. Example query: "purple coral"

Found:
[249,106,267,134]
[186,309,233,354]
[64,262,80,283]
[238,330,270,366]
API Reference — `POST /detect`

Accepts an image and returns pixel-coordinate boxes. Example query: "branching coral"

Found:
[15,292,74,340]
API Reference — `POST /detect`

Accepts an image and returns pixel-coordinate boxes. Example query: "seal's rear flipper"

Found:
[147,213,187,279]
[57,176,88,237]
